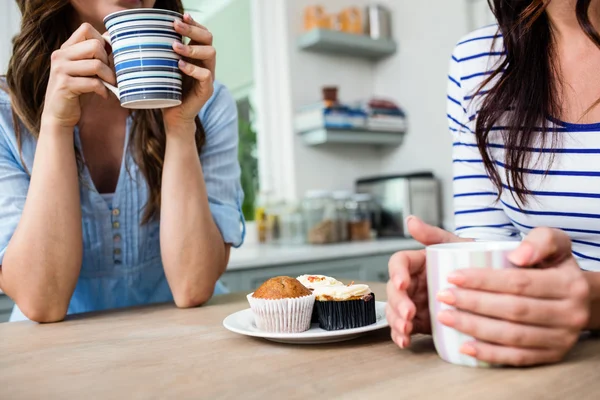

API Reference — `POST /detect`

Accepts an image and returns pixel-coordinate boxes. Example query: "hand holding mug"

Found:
[437,228,590,366]
[163,13,216,131]
[386,216,471,349]
[42,23,116,129]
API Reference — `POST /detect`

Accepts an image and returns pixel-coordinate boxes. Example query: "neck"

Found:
[546,0,600,39]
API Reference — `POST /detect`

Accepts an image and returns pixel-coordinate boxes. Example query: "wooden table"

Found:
[1,282,599,400]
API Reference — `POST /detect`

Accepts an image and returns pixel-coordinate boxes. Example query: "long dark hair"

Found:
[475,0,600,205]
[5,0,205,223]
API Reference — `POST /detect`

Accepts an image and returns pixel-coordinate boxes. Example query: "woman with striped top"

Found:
[0,0,244,322]
[387,0,600,366]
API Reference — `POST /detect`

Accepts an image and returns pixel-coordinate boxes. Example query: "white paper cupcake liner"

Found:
[247,292,315,333]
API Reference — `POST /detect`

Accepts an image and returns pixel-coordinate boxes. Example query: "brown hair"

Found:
[475,0,600,206]
[5,0,206,223]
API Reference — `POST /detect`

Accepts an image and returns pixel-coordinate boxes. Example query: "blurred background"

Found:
[0,0,496,319]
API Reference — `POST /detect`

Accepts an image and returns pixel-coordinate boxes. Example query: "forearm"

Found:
[160,125,228,308]
[0,123,82,322]
[584,272,600,330]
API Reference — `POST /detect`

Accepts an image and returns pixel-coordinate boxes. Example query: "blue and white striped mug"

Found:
[103,8,183,109]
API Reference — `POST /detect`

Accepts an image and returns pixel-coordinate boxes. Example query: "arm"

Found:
[0,122,82,323]
[161,85,243,308]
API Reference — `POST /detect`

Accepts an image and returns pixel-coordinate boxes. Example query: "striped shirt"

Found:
[449,25,600,272]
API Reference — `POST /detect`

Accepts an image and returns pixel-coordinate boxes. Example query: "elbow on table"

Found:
[173,283,215,309]
[18,299,68,323]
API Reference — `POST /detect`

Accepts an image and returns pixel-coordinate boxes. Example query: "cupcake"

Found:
[247,276,315,333]
[313,284,376,331]
[297,275,344,323]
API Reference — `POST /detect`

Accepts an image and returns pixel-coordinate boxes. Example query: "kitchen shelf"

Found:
[300,128,405,146]
[297,29,397,60]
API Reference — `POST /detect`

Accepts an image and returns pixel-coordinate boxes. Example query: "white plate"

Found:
[223,301,388,344]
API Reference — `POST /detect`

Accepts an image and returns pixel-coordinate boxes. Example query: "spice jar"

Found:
[346,193,373,242]
[303,190,337,244]
[279,203,306,246]
[332,190,351,242]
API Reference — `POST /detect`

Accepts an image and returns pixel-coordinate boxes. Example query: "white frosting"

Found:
[313,284,372,300]
[296,275,344,289]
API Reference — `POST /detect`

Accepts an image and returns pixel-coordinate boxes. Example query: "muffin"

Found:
[313,284,376,331]
[247,276,315,333]
[296,275,344,322]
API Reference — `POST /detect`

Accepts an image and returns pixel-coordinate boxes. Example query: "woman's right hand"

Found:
[386,216,471,348]
[42,23,116,129]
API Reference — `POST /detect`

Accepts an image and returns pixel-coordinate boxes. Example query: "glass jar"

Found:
[279,203,306,246]
[346,193,373,242]
[332,190,352,242]
[303,190,336,244]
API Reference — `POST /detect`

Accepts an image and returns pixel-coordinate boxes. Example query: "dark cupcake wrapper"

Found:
[316,293,376,331]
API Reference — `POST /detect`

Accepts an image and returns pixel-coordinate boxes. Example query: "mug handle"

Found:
[100,33,119,98]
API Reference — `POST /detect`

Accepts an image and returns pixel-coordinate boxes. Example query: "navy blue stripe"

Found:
[115,59,179,72]
[572,239,600,249]
[572,250,600,262]
[118,74,182,84]
[120,86,182,96]
[457,52,505,63]
[455,207,503,215]
[449,127,459,132]
[453,159,483,163]
[461,70,497,81]
[454,191,498,198]
[501,183,600,200]
[509,217,600,236]
[489,126,568,133]
[495,160,600,177]
[455,223,514,231]
[111,30,180,40]
[453,141,600,154]
[116,66,178,77]
[449,75,461,88]
[464,90,489,101]
[454,174,489,181]
[501,199,600,220]
[447,114,472,132]
[452,55,459,62]
[457,34,502,46]
[447,95,462,107]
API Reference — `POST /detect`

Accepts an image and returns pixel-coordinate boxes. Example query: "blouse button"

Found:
[113,221,120,229]
[114,248,122,256]
[114,234,121,243]
[112,209,120,217]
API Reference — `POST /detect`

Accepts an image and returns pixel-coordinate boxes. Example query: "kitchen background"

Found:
[0,0,496,321]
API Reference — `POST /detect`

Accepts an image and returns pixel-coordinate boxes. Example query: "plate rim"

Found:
[223,301,388,340]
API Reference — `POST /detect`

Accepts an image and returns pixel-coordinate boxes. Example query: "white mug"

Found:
[426,241,520,367]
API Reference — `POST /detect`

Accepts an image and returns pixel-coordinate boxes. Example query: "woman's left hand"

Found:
[163,13,216,131]
[437,228,591,366]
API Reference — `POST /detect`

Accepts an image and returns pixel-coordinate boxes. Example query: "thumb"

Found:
[407,216,470,246]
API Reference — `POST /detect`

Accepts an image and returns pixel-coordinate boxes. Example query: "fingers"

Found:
[387,280,417,321]
[438,309,575,349]
[61,22,105,48]
[509,227,572,267]
[446,267,573,299]
[387,249,426,291]
[438,287,568,327]
[460,341,564,367]
[64,59,117,86]
[407,216,471,246]
[178,60,213,85]
[67,77,109,99]
[174,18,213,45]
[173,42,216,62]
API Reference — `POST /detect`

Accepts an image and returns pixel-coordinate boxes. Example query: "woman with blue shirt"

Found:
[0,0,244,322]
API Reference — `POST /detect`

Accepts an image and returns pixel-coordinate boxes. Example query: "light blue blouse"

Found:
[0,81,245,322]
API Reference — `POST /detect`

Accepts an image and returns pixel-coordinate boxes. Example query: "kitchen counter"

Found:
[1,282,599,399]
[228,238,421,270]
